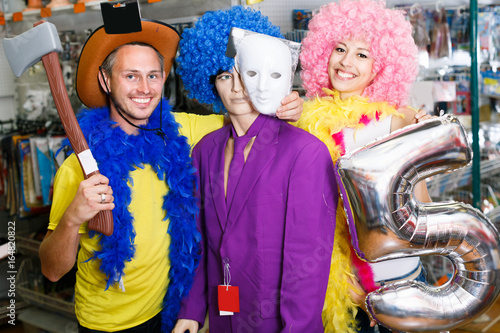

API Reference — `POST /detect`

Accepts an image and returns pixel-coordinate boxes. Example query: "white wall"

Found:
[0,37,16,121]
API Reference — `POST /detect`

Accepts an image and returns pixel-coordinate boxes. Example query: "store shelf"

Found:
[487,205,500,225]
[17,258,76,319]
[0,0,230,34]
[0,301,27,326]
[1,0,102,21]
[14,216,48,256]
[16,235,40,257]
[18,306,77,333]
[427,158,500,192]
[482,94,500,100]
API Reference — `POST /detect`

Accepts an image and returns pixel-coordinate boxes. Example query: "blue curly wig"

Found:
[177,6,283,113]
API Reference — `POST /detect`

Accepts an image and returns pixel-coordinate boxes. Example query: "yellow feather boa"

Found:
[295,88,401,162]
[294,89,402,333]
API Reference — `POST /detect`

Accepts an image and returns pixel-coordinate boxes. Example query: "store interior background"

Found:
[1,0,500,332]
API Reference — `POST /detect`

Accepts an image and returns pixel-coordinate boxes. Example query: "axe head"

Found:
[3,21,62,77]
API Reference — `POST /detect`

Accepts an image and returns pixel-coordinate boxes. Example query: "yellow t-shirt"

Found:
[48,112,223,331]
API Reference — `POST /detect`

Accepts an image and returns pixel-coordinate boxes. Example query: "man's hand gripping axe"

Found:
[3,21,114,236]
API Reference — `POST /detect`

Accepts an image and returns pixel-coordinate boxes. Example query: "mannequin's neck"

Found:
[229,110,260,137]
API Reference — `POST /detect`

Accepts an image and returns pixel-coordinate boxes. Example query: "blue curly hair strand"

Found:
[177,6,283,113]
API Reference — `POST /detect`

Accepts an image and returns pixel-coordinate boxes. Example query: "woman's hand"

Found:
[392,106,433,131]
[276,91,303,122]
[347,275,377,328]
[413,108,433,123]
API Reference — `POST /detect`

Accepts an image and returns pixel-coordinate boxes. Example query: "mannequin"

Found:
[173,6,335,333]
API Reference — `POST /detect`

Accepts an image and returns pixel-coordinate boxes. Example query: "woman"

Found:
[173,6,338,333]
[295,1,431,332]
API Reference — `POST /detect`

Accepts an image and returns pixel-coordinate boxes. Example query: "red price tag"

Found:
[218,285,239,315]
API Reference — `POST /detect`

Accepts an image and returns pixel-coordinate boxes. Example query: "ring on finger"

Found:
[100,193,106,204]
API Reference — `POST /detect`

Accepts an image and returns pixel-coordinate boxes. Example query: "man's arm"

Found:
[40,228,80,282]
[175,144,208,330]
[39,164,114,282]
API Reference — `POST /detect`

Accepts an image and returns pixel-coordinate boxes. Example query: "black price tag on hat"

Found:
[101,0,142,34]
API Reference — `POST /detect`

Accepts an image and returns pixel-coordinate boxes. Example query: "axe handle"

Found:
[41,51,114,236]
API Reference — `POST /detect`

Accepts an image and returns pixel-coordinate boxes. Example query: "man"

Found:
[38,14,302,333]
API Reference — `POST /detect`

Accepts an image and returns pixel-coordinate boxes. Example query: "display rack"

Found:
[0,300,26,325]
[18,307,78,333]
[17,257,76,319]
[427,121,500,226]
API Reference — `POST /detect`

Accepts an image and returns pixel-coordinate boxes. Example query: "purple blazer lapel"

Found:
[226,117,281,227]
[208,126,230,231]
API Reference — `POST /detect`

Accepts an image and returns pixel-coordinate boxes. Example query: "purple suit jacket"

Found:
[179,115,337,332]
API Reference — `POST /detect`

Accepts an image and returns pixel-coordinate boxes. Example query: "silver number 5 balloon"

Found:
[336,115,500,332]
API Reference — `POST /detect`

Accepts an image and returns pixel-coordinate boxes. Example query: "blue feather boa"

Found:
[64,99,200,332]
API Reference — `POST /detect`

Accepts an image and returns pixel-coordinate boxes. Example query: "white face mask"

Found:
[235,34,292,116]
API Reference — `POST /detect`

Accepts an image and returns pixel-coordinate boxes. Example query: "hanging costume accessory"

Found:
[62,100,200,332]
[295,88,403,333]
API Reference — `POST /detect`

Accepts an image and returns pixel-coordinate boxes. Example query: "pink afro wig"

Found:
[300,0,418,107]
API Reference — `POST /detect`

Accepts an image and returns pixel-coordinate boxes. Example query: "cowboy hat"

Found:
[76,19,180,108]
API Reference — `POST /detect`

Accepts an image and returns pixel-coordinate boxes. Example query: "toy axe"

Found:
[3,21,114,236]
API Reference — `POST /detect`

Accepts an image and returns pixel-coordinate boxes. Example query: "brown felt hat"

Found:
[76,19,180,108]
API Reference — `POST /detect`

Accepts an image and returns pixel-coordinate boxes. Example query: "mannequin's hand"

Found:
[347,275,377,328]
[276,91,303,122]
[172,319,198,333]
